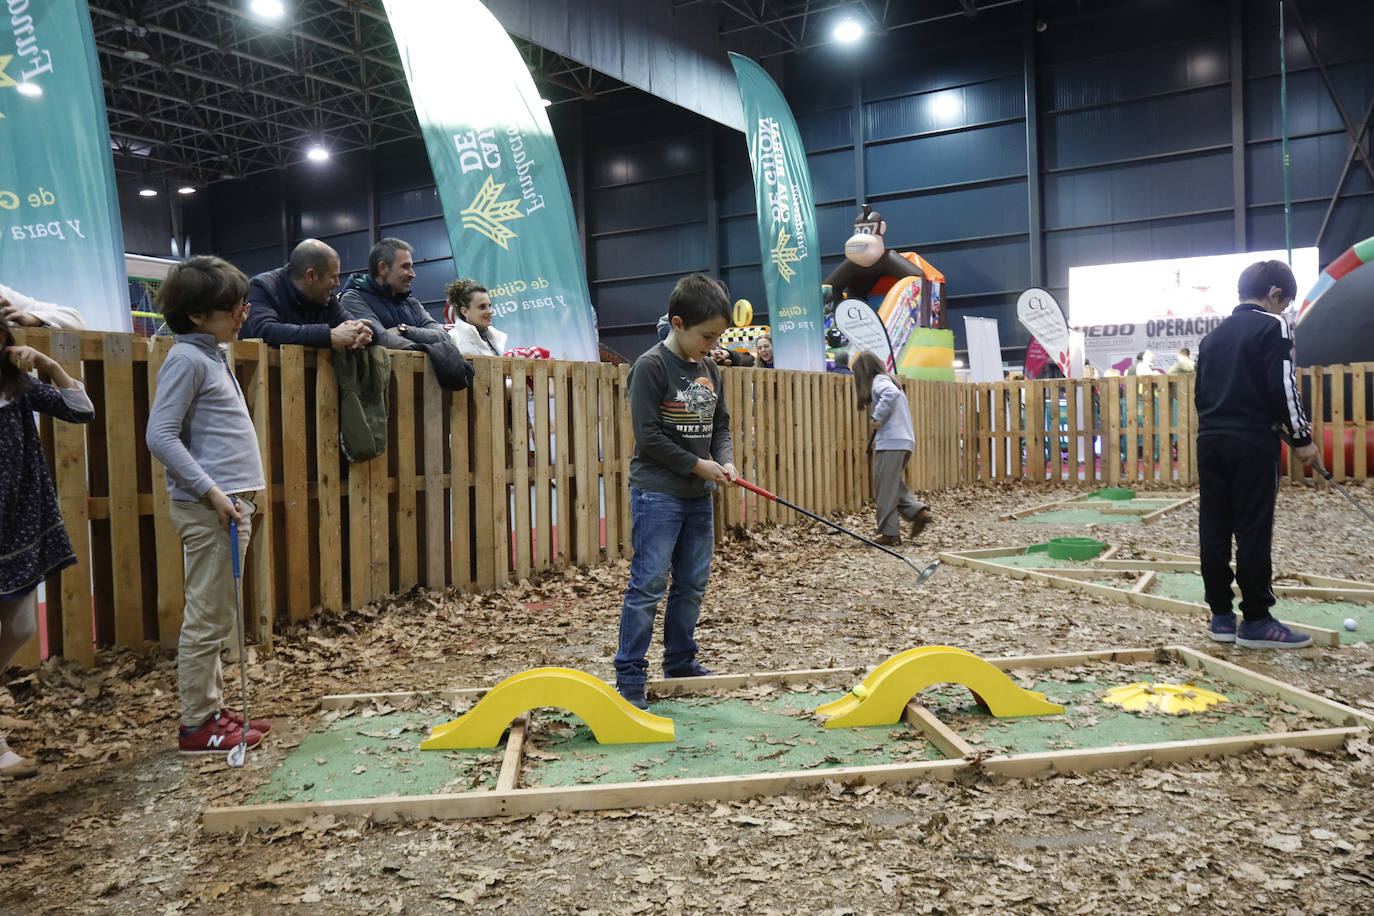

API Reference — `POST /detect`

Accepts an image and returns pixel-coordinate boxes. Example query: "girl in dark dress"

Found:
[0,315,95,776]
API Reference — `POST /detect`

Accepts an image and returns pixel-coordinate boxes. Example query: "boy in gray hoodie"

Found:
[146,256,272,754]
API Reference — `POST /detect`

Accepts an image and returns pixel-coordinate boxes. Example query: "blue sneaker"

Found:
[1208,613,1237,643]
[1236,617,1313,650]
[616,682,649,711]
[664,660,714,679]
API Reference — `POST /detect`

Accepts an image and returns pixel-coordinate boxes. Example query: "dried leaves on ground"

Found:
[2,480,1373,914]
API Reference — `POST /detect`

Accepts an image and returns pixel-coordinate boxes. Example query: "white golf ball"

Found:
[1344,618,1358,632]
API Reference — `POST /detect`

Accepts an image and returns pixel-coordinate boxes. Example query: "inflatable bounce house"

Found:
[822,205,953,380]
[1293,234,1374,471]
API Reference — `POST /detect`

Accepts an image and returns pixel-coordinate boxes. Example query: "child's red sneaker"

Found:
[178,712,263,755]
[219,707,272,735]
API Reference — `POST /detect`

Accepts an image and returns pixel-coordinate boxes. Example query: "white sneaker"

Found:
[0,749,37,778]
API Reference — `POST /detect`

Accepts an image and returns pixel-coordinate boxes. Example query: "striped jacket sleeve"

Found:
[1263,311,1312,447]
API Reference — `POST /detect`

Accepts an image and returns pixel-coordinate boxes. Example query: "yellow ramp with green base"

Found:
[421,667,675,749]
[816,646,1064,728]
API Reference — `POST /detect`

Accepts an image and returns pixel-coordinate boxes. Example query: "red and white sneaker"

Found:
[178,712,263,755]
[220,707,272,735]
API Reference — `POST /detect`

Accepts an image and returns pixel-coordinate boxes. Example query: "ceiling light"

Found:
[177,186,196,195]
[540,98,552,107]
[953,358,965,368]
[16,81,42,97]
[306,145,329,162]
[250,0,285,18]
[122,48,150,62]
[139,188,158,197]
[834,19,863,43]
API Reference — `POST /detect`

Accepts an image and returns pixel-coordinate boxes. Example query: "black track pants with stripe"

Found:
[1197,433,1279,621]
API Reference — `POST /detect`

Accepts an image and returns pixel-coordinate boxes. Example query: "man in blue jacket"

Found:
[1196,260,1319,649]
[239,239,372,349]
[339,238,448,352]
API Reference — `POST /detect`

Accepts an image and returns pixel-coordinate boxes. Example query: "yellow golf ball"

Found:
[851,684,868,698]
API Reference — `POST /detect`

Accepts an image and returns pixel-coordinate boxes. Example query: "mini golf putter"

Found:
[227,499,250,769]
[421,667,675,749]
[732,478,942,585]
[816,646,1064,728]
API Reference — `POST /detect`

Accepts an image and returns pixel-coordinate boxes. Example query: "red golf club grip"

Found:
[733,478,778,501]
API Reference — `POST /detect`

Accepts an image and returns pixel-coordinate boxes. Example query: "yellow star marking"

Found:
[461,174,525,249]
[769,224,800,283]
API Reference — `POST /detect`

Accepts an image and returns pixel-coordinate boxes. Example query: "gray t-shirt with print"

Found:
[627,342,733,498]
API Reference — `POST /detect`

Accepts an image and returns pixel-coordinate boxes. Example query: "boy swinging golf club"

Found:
[1196,260,1319,649]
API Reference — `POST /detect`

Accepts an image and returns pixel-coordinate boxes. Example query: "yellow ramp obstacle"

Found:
[816,646,1064,728]
[421,667,675,750]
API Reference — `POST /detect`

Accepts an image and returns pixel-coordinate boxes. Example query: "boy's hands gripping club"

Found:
[693,459,738,484]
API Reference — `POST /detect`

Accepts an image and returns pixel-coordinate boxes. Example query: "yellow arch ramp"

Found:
[421,667,675,749]
[816,646,1063,728]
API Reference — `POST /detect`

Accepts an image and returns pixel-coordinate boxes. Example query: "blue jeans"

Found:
[613,488,715,686]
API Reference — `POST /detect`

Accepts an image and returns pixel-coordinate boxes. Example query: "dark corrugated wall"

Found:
[194,0,1374,359]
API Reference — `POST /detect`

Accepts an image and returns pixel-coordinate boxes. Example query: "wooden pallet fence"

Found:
[11,333,879,663]
[16,328,1369,666]
[1287,362,1374,483]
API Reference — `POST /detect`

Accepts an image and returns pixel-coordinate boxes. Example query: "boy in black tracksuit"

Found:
[1196,260,1319,648]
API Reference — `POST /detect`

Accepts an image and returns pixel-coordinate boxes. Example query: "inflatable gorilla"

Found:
[822,204,930,324]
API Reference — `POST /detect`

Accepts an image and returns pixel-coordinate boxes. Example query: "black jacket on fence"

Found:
[240,266,352,349]
[1195,302,1312,455]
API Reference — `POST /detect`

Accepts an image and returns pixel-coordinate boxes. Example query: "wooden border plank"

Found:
[1174,646,1374,727]
[903,701,976,758]
[496,714,528,792]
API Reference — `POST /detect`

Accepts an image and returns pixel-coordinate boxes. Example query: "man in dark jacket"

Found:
[1196,259,1318,649]
[240,239,372,349]
[339,237,448,352]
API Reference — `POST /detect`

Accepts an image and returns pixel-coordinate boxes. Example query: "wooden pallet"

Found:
[201,648,1373,832]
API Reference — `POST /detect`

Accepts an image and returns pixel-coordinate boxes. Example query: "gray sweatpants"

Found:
[169,495,255,728]
[872,449,927,537]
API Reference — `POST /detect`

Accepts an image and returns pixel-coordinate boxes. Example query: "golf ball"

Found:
[851,684,869,698]
[1344,618,1358,631]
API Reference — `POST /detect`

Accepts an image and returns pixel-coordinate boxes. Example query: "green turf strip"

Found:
[919,664,1289,754]
[983,556,1372,644]
[1150,572,1374,646]
[1017,509,1142,525]
[520,688,943,788]
[251,709,502,803]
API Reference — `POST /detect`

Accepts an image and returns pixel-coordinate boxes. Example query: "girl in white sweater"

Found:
[446,278,508,358]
